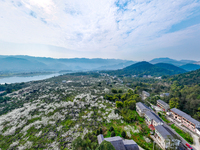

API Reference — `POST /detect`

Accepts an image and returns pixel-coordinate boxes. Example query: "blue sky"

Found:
[0,0,200,61]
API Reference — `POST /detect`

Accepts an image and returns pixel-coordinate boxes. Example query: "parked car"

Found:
[185,143,193,150]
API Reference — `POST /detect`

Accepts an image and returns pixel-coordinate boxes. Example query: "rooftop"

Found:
[155,125,173,139]
[136,102,151,111]
[145,111,163,123]
[171,108,200,125]
[157,100,169,107]
[97,134,139,150]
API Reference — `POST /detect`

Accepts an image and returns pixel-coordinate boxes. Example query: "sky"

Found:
[0,0,200,61]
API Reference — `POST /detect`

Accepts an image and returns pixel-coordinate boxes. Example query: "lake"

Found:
[0,73,62,84]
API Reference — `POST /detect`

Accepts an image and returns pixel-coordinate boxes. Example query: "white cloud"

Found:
[0,0,200,58]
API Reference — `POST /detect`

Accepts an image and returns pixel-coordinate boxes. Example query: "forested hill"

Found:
[179,63,200,71]
[155,63,187,74]
[169,68,200,85]
[104,61,185,76]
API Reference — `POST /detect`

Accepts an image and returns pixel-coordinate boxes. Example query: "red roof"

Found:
[148,124,155,130]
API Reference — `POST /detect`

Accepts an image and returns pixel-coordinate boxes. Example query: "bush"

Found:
[99,128,103,134]
[111,88,118,93]
[121,131,126,138]
[111,131,115,137]
[109,126,114,132]
[114,109,120,114]
[96,129,100,135]
[118,89,123,93]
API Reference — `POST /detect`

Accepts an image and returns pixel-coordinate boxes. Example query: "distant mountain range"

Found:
[149,57,196,66]
[0,55,136,73]
[179,64,200,71]
[149,57,200,71]
[104,61,187,76]
[0,55,199,74]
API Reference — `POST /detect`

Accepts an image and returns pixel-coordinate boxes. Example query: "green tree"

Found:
[128,89,134,95]
[124,100,129,108]
[121,131,126,138]
[113,95,119,101]
[96,129,100,135]
[128,100,136,110]
[169,98,179,109]
[99,128,103,134]
[116,101,123,109]
[111,131,115,137]
[118,89,123,93]
[111,88,118,93]
[109,126,114,132]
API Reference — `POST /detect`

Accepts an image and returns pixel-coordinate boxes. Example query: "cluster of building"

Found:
[136,102,180,149]
[171,108,200,135]
[97,134,139,150]
[156,99,200,136]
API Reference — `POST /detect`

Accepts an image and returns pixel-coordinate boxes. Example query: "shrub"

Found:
[111,88,118,93]
[121,131,126,138]
[111,131,115,137]
[118,89,123,93]
[96,130,100,135]
[109,126,114,132]
[114,109,120,114]
[99,128,103,134]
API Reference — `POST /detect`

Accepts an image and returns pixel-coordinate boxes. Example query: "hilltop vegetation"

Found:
[155,63,186,74]
[179,63,200,71]
[104,61,186,76]
[169,68,200,85]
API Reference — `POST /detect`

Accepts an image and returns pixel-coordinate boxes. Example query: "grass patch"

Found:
[158,113,170,123]
[171,124,193,144]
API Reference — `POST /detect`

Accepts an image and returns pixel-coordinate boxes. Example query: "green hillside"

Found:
[180,63,200,71]
[105,61,184,76]
[155,63,187,74]
[169,68,200,85]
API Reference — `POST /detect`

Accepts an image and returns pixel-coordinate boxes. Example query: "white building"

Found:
[136,102,151,117]
[155,125,180,149]
[144,111,163,129]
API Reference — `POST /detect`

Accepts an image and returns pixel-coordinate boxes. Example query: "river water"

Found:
[0,73,62,84]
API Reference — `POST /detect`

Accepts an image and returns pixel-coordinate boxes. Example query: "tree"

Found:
[111,131,115,137]
[109,126,114,132]
[72,136,83,150]
[118,89,123,93]
[111,88,118,93]
[169,98,179,109]
[128,100,136,110]
[128,89,134,95]
[116,101,123,109]
[121,131,126,138]
[96,129,100,135]
[121,94,127,101]
[124,100,129,108]
[99,128,103,134]
[113,95,119,101]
